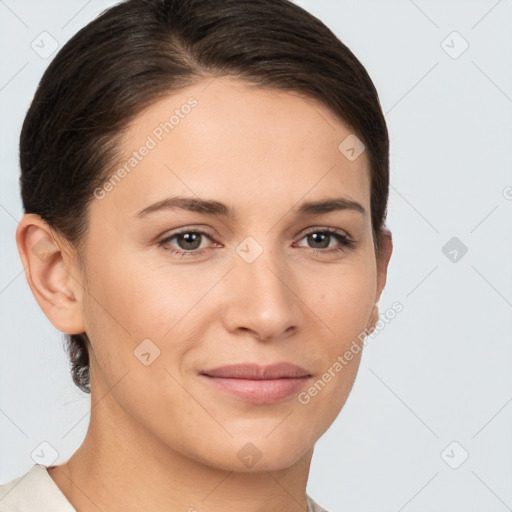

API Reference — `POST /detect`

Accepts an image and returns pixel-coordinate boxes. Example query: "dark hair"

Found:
[20,0,389,394]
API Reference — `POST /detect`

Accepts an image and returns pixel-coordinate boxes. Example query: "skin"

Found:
[16,76,392,512]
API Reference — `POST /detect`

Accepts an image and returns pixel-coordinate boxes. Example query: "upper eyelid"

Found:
[300,226,350,237]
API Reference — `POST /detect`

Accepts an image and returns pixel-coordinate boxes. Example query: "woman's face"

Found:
[73,77,391,471]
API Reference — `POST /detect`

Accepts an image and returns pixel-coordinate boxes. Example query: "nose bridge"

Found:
[225,234,302,340]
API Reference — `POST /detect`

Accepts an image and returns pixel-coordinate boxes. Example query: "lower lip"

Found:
[200,375,311,404]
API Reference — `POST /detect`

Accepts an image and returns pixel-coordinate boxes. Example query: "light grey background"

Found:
[1,1,511,511]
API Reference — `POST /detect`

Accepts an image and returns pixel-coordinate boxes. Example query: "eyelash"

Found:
[158,227,354,258]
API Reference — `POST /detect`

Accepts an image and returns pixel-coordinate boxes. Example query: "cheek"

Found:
[81,250,213,381]
[298,262,376,414]
[83,248,178,338]
[309,262,377,343]
[79,249,167,380]
[81,260,192,421]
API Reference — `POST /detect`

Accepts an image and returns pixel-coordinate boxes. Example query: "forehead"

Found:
[95,77,371,222]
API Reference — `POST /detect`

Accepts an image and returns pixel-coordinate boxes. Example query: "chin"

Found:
[211,435,313,473]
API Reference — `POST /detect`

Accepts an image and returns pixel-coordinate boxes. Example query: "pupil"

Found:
[309,233,328,249]
[179,233,201,250]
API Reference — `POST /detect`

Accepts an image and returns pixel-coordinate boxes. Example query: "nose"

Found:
[221,246,303,342]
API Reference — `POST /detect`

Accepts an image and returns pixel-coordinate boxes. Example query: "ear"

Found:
[367,227,393,333]
[15,213,86,334]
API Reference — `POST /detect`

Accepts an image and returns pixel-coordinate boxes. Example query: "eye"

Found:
[295,227,354,255]
[158,226,355,258]
[158,228,216,257]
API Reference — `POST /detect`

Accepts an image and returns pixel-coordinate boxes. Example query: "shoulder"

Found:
[0,464,75,512]
[306,493,332,512]
[1,466,329,512]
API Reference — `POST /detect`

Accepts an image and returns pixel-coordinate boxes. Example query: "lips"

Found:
[200,362,311,379]
[199,362,312,404]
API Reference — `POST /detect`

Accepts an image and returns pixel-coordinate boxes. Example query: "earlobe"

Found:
[367,229,393,335]
[367,304,379,335]
[15,214,86,334]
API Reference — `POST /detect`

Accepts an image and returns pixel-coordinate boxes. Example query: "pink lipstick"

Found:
[200,362,311,404]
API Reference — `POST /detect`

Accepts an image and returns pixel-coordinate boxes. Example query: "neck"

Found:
[48,374,314,512]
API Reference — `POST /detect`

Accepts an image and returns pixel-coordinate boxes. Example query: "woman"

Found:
[0,0,392,510]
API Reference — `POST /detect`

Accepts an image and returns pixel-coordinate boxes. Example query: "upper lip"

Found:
[200,362,311,379]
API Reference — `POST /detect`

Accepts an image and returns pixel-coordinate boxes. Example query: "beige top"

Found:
[0,464,330,512]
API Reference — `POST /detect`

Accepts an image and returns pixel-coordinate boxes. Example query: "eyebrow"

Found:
[135,196,366,219]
